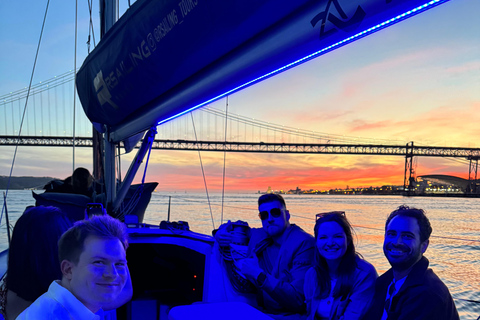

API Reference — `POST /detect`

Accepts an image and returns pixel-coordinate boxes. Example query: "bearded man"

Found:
[362,205,459,320]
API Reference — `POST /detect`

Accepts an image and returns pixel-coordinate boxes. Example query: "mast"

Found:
[100,0,118,38]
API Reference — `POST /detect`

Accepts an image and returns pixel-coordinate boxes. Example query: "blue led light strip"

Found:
[158,0,450,125]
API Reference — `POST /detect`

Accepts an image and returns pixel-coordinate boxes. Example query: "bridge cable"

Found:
[190,113,215,230]
[0,0,51,229]
[220,97,229,225]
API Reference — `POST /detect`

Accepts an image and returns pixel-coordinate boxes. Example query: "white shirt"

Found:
[16,281,105,320]
[316,278,337,319]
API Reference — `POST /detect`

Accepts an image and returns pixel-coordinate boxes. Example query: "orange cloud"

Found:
[139,150,471,192]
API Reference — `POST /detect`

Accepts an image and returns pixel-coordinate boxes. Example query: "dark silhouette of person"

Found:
[43,176,73,193]
[71,167,93,198]
[1,206,74,320]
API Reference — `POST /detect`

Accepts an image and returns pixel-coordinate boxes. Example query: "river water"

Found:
[1,190,479,319]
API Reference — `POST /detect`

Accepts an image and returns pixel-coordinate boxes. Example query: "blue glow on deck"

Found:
[158,0,450,126]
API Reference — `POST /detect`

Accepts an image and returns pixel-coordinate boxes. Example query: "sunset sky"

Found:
[1,0,479,193]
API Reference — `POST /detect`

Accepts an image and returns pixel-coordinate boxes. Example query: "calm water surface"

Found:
[1,190,479,319]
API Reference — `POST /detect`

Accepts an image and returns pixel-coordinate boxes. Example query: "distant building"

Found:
[287,187,302,194]
[417,175,468,194]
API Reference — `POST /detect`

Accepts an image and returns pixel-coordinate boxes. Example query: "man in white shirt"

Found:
[17,215,131,319]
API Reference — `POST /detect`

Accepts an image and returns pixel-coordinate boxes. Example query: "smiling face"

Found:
[383,215,428,274]
[316,221,348,263]
[61,236,128,313]
[259,200,290,239]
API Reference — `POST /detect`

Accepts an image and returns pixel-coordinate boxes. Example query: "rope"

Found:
[0,0,51,227]
[191,113,215,230]
[455,299,480,304]
[220,98,228,225]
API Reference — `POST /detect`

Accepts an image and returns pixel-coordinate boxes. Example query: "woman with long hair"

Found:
[304,212,377,320]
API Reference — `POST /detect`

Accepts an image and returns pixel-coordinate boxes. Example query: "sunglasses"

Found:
[259,208,283,220]
[315,211,345,221]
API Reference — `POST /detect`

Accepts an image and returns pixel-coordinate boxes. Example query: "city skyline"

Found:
[1,0,479,192]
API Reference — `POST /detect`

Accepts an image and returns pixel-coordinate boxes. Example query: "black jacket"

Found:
[362,256,459,320]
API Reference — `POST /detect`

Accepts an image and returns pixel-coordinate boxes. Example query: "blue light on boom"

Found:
[76,0,454,142]
[157,0,449,126]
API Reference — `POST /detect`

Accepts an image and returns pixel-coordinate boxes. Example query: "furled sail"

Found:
[76,0,448,143]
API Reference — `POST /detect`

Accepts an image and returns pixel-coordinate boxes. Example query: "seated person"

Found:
[362,206,459,320]
[2,206,74,320]
[304,211,377,320]
[72,167,94,198]
[215,194,315,319]
[44,176,73,193]
[17,215,132,319]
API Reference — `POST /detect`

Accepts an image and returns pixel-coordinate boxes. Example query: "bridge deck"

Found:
[2,136,480,158]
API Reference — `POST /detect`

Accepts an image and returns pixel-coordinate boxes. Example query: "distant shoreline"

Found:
[3,176,478,198]
[260,192,478,198]
[0,176,56,190]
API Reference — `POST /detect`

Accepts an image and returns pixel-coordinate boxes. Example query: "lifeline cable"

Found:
[151,195,480,244]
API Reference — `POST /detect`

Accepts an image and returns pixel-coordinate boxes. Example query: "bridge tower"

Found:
[467,156,479,194]
[403,141,416,196]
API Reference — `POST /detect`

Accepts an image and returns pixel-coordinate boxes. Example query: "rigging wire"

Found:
[220,98,229,225]
[191,113,215,230]
[73,0,78,172]
[87,0,97,53]
[0,0,51,228]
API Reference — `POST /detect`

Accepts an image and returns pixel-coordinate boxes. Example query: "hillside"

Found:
[0,176,56,190]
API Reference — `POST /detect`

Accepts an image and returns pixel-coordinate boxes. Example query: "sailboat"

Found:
[74,0,456,318]
[3,0,457,318]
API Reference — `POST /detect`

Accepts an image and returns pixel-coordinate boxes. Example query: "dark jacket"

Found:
[362,256,459,320]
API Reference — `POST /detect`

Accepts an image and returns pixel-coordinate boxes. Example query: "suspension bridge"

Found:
[2,71,480,192]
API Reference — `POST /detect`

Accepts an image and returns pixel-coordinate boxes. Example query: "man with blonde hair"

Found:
[17,215,132,319]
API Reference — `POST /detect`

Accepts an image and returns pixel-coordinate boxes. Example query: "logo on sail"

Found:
[94,71,119,109]
[311,0,366,39]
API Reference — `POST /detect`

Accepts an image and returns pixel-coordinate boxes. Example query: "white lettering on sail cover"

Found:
[95,1,199,106]
[178,0,198,19]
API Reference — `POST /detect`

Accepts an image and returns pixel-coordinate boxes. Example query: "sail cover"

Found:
[76,0,449,142]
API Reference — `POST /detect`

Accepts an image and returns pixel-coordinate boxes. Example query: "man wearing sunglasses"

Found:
[215,194,315,319]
